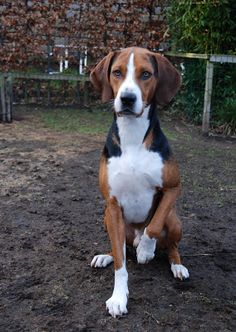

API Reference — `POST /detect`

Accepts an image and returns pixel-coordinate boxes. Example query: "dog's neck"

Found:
[104,103,169,160]
[116,106,151,151]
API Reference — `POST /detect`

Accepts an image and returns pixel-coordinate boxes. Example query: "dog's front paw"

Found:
[171,263,189,280]
[106,291,128,317]
[91,254,113,268]
[136,228,156,264]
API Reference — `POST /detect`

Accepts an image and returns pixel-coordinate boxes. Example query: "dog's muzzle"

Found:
[118,92,137,116]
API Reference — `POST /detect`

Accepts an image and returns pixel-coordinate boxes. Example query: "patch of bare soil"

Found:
[0,109,235,331]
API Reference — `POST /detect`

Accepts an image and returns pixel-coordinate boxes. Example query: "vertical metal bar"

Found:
[63,80,66,104]
[83,81,89,106]
[24,80,28,104]
[47,80,51,106]
[76,81,80,104]
[0,76,6,122]
[202,60,214,135]
[6,74,13,122]
[37,81,41,103]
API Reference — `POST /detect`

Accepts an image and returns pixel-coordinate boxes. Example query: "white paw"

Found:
[91,254,113,268]
[171,263,189,280]
[136,228,156,264]
[106,291,128,317]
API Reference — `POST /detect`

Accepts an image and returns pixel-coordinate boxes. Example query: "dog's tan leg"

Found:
[142,159,181,240]
[163,209,189,279]
[164,209,182,263]
[103,197,129,317]
[147,187,181,239]
[136,187,180,264]
[91,206,114,268]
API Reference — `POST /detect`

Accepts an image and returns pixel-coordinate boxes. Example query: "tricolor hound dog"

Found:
[90,47,189,317]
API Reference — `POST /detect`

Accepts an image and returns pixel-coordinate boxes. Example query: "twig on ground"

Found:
[182,251,236,257]
[145,311,160,325]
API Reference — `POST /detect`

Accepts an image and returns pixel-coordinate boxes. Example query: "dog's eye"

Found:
[112,70,122,78]
[141,71,152,80]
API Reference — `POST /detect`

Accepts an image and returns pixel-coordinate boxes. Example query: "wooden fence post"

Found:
[0,75,13,123]
[76,81,80,104]
[6,75,13,122]
[83,80,89,106]
[202,60,214,135]
[47,80,51,106]
[0,76,6,122]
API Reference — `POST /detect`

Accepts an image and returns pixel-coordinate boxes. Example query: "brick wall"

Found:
[0,0,169,71]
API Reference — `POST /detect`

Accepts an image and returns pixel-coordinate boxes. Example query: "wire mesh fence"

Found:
[1,47,236,135]
[0,73,95,122]
[11,76,92,107]
[166,53,236,136]
[211,61,236,135]
[0,34,95,120]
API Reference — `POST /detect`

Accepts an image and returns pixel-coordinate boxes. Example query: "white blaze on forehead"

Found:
[122,52,137,92]
[114,52,143,114]
[125,52,135,85]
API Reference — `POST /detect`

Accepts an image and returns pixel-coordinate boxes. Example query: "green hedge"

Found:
[167,0,236,134]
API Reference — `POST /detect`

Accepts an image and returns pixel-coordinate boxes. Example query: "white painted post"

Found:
[202,60,214,135]
[79,57,83,74]
[64,48,69,70]
[59,56,63,72]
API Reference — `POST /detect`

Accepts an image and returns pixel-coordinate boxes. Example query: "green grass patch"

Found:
[162,127,179,141]
[40,107,113,135]
[40,107,189,142]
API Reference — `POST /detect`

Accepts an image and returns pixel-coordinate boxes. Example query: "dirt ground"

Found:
[0,108,235,332]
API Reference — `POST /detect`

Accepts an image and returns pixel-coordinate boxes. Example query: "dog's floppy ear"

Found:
[90,51,116,102]
[152,53,181,106]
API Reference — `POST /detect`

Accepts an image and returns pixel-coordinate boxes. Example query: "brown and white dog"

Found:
[90,47,189,317]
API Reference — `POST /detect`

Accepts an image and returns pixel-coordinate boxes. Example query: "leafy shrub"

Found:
[167,0,236,134]
[174,59,206,123]
[211,63,236,133]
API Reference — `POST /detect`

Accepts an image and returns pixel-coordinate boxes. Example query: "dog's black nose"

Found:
[120,92,137,106]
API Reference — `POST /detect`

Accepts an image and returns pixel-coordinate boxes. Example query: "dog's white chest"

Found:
[108,146,163,223]
[107,109,164,224]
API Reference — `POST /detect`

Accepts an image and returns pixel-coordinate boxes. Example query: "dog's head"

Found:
[90,47,181,117]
